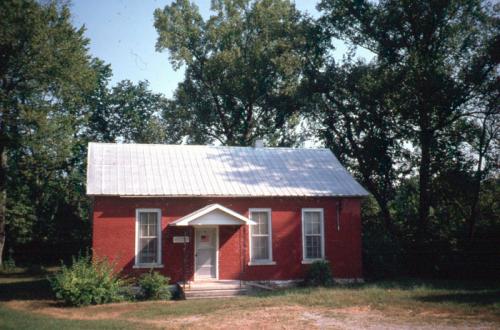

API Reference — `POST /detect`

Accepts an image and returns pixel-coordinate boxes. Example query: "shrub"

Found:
[305,260,333,286]
[50,254,125,306]
[138,270,171,300]
[1,255,16,273]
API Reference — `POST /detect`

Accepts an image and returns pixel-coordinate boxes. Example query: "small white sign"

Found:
[173,236,190,243]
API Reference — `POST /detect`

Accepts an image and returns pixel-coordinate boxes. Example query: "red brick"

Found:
[92,197,363,282]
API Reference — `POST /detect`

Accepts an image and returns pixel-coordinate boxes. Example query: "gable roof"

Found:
[86,142,369,197]
[170,204,256,226]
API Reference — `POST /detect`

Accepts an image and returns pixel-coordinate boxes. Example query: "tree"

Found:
[85,59,179,145]
[314,61,406,235]
[317,0,499,262]
[154,0,321,146]
[0,0,96,265]
[463,76,499,243]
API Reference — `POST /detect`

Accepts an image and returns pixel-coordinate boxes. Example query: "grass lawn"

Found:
[0,268,499,329]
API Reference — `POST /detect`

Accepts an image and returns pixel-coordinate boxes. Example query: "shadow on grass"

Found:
[415,291,500,306]
[364,278,500,291]
[0,277,53,301]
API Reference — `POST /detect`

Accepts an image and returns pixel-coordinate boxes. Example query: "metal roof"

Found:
[86,143,369,197]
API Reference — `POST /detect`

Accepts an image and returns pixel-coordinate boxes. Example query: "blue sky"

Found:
[71,1,370,97]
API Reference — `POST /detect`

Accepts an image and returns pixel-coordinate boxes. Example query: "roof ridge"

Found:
[88,142,330,151]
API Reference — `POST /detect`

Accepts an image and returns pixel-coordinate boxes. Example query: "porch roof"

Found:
[170,204,256,226]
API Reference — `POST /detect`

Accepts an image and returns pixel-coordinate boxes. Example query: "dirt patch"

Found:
[166,305,312,329]
[302,307,499,330]
[3,300,499,329]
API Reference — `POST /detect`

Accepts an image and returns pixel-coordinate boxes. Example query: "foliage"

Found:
[138,270,171,300]
[1,0,182,266]
[304,260,333,286]
[85,61,179,144]
[315,0,500,274]
[154,0,321,146]
[0,0,498,281]
[1,254,16,273]
[50,255,125,306]
[0,0,98,265]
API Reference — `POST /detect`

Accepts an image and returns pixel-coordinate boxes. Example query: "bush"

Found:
[305,260,333,286]
[50,254,125,306]
[138,270,171,300]
[1,256,16,273]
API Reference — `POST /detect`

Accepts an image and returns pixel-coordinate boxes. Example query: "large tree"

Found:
[154,0,321,146]
[314,61,406,235]
[85,60,177,145]
[0,0,97,264]
[317,0,499,258]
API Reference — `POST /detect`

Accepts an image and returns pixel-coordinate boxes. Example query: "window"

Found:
[249,209,274,264]
[135,209,162,267]
[302,209,324,262]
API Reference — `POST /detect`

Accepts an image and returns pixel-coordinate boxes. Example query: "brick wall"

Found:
[92,196,363,282]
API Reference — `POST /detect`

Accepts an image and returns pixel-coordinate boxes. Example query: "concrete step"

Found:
[184,288,247,299]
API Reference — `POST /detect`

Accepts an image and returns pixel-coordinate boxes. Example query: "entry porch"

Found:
[169,204,256,284]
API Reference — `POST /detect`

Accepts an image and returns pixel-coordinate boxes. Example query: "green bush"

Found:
[138,270,171,300]
[1,256,16,273]
[305,260,333,286]
[50,254,125,306]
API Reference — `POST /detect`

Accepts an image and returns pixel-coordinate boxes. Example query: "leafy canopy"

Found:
[154,0,320,145]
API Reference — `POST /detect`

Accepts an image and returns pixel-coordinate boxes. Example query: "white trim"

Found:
[301,208,325,263]
[301,259,328,265]
[194,226,219,281]
[171,204,256,226]
[135,208,162,268]
[248,208,274,264]
[248,260,276,266]
[133,264,164,269]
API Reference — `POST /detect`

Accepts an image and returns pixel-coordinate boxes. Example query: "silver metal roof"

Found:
[86,143,369,197]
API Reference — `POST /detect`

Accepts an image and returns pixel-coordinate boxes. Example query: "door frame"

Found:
[193,226,219,281]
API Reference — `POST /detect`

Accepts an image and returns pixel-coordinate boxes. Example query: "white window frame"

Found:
[134,208,163,268]
[301,208,325,264]
[248,208,276,266]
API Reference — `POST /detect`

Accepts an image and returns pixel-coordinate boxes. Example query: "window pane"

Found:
[139,237,157,264]
[140,223,148,237]
[139,212,158,238]
[305,212,321,234]
[250,211,271,261]
[140,213,148,236]
[138,212,159,264]
[305,235,321,259]
[148,213,157,237]
[251,212,269,235]
[252,236,269,260]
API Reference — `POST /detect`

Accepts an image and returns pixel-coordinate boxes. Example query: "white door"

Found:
[195,227,217,279]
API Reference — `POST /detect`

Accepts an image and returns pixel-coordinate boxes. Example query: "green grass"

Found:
[0,305,139,330]
[125,280,500,322]
[0,269,499,328]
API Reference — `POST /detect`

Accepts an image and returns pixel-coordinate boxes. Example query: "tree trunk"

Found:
[0,143,6,266]
[416,119,433,275]
[418,130,431,237]
[468,116,488,244]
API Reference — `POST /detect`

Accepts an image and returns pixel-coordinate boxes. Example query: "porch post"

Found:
[182,227,187,291]
[240,225,242,288]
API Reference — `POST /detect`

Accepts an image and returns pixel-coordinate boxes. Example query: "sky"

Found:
[71,0,371,98]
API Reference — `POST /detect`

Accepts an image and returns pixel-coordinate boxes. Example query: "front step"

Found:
[181,280,248,299]
[184,288,247,299]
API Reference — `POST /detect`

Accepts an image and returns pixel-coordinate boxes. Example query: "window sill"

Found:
[248,260,276,266]
[301,259,327,265]
[133,264,164,269]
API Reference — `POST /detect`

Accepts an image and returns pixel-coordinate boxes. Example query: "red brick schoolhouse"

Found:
[87,142,368,284]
